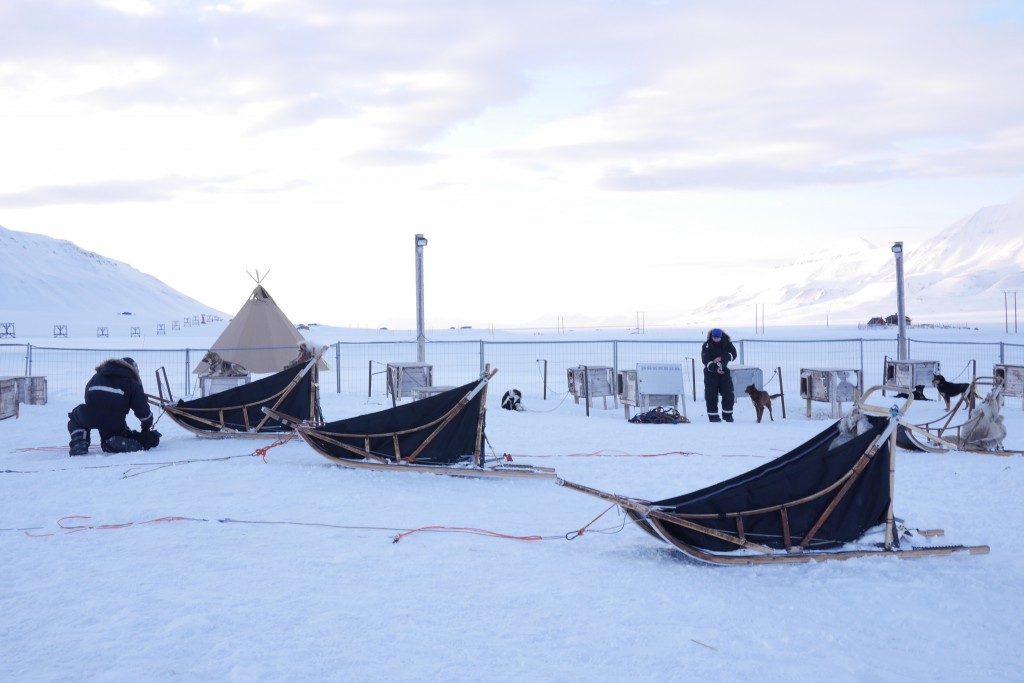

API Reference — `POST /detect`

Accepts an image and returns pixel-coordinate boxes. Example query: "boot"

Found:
[69,439,90,456]
[722,412,734,422]
[104,435,144,453]
[708,414,722,423]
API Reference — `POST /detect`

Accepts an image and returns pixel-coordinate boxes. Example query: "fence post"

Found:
[1000,342,1005,364]
[859,339,864,379]
[612,341,618,386]
[25,343,32,376]
[480,340,485,376]
[738,339,745,365]
[335,342,341,393]
[185,349,191,394]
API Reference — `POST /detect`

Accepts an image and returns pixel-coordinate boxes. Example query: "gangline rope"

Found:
[9,512,642,543]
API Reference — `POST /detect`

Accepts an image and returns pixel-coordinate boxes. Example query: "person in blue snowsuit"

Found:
[700,328,738,422]
[67,357,160,455]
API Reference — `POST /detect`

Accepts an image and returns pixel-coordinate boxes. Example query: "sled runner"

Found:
[264,369,556,480]
[149,352,323,438]
[559,386,989,564]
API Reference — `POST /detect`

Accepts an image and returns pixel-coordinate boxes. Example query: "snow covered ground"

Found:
[3,322,1023,683]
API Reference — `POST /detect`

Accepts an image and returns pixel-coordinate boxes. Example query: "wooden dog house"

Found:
[800,368,862,417]
[387,362,433,402]
[617,363,687,420]
[883,357,940,396]
[568,365,615,411]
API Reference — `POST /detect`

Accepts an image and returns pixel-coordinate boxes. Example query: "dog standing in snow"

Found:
[744,384,781,423]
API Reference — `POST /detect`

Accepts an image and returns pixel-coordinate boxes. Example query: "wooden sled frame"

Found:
[149,351,324,438]
[896,377,1022,456]
[559,386,989,564]
[265,368,557,480]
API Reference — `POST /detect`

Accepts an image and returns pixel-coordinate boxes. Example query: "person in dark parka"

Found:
[67,357,160,455]
[701,328,738,422]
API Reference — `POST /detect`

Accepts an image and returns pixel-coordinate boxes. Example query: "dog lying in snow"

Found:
[932,374,972,410]
[501,389,524,411]
[895,385,930,401]
[744,384,781,423]
[201,351,248,377]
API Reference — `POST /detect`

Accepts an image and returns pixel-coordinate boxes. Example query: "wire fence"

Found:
[4,338,1023,411]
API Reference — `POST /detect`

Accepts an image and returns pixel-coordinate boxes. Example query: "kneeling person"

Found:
[67,357,161,455]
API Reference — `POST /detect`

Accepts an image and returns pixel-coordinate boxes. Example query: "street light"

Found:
[415,234,427,362]
[892,242,908,360]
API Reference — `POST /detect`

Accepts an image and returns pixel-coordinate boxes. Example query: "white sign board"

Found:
[636,363,685,395]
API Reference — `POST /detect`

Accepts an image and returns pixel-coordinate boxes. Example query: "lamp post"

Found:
[415,234,427,363]
[1004,290,1009,334]
[892,242,908,360]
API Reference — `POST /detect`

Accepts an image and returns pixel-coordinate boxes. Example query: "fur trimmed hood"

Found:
[95,357,142,383]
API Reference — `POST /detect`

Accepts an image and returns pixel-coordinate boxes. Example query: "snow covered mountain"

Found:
[694,195,1024,326]
[4,192,1023,336]
[0,224,223,337]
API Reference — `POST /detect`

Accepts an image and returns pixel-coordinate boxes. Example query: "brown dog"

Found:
[745,384,781,423]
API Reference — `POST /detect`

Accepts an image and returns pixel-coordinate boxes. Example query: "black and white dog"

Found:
[501,389,524,411]
[932,374,972,410]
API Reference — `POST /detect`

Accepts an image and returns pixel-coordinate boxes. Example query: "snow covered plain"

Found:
[3,324,1023,683]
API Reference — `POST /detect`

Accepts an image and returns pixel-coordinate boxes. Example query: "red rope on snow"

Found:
[565,504,616,540]
[253,429,301,463]
[500,449,700,458]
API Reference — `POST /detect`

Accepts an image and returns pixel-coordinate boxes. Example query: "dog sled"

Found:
[897,377,1021,456]
[149,353,323,438]
[264,369,556,480]
[558,386,989,565]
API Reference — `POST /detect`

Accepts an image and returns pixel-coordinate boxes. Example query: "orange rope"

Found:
[392,525,543,544]
[501,449,700,458]
[253,429,301,462]
[565,504,616,540]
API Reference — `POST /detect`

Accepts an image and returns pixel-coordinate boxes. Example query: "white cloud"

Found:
[1,0,1022,327]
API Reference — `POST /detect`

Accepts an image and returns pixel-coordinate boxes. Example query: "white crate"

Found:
[568,365,615,410]
[618,363,687,419]
[994,364,1024,401]
[200,374,251,397]
[800,368,862,417]
[884,359,939,394]
[387,363,433,399]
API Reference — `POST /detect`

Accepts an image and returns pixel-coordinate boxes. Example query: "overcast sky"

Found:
[2,0,1023,329]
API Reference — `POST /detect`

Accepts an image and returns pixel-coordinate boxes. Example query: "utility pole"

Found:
[1005,290,1010,334]
[415,234,427,362]
[892,242,908,360]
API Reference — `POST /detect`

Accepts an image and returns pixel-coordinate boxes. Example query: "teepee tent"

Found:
[195,279,306,374]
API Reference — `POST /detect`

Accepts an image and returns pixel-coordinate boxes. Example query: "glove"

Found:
[139,428,162,450]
